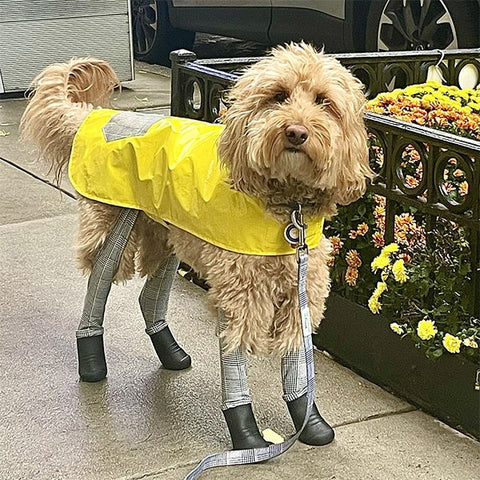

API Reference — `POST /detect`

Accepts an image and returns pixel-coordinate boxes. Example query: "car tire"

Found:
[365,0,478,51]
[132,0,195,65]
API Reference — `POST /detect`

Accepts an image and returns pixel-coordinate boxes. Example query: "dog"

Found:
[21,43,371,450]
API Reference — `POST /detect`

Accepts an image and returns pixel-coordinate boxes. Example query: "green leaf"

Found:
[426,348,443,360]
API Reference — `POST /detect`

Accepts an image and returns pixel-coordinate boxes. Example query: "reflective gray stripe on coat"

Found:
[102,111,164,142]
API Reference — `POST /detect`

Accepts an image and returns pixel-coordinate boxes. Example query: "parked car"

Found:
[131,0,480,65]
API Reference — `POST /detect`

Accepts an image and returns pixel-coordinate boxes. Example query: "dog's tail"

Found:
[20,57,119,182]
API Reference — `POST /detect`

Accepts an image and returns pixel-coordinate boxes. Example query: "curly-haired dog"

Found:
[21,43,371,449]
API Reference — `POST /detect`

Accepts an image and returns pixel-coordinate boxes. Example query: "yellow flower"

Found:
[463,337,479,349]
[382,243,399,254]
[368,295,381,314]
[371,253,390,272]
[392,259,408,283]
[390,323,404,335]
[373,281,388,297]
[417,320,437,341]
[443,333,462,354]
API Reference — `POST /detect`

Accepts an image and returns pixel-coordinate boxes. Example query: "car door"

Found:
[269,0,349,51]
[169,0,272,43]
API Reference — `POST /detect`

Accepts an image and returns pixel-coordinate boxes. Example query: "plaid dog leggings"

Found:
[76,208,175,338]
[218,310,307,409]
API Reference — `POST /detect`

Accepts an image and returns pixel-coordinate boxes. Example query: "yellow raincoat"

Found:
[68,109,324,255]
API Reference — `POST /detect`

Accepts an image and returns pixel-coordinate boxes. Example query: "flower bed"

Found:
[170,48,480,438]
[326,194,479,363]
[324,82,479,366]
[321,81,479,437]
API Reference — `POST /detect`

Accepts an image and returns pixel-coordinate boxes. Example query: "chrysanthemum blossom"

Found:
[463,337,479,349]
[382,243,399,254]
[371,253,390,272]
[345,249,362,268]
[390,323,404,335]
[345,266,359,286]
[368,295,381,314]
[392,259,408,283]
[417,320,437,341]
[443,333,462,353]
[374,281,387,297]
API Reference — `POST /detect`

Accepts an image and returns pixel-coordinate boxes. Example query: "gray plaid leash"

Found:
[184,206,315,480]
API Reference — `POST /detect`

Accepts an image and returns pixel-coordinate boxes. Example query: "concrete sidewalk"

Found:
[0,62,478,480]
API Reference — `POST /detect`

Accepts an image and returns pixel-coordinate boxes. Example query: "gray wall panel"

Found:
[0,0,129,23]
[0,15,132,92]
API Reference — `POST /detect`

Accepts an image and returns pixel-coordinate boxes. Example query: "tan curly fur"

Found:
[20,43,372,357]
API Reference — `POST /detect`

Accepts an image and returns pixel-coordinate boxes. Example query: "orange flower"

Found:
[394,213,416,246]
[356,223,369,236]
[374,205,385,218]
[372,231,385,248]
[345,249,362,268]
[444,182,455,193]
[459,181,469,196]
[395,229,408,246]
[373,195,386,236]
[396,213,415,226]
[329,236,343,256]
[345,266,359,286]
[405,175,419,188]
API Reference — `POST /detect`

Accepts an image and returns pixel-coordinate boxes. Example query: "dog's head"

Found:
[218,42,373,208]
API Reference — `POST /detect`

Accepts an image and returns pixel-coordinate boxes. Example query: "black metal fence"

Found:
[170,48,480,319]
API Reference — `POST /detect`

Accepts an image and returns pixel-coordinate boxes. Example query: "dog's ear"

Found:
[331,66,374,206]
[217,80,267,194]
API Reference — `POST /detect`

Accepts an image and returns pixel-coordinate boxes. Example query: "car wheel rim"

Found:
[132,0,158,55]
[377,0,459,50]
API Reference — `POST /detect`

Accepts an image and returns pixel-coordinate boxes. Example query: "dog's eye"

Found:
[274,91,289,103]
[315,94,330,106]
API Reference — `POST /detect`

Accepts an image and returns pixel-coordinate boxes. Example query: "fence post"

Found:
[170,49,197,118]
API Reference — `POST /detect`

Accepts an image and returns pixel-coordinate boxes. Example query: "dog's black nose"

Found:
[285,125,308,146]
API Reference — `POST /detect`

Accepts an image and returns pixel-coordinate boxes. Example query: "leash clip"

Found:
[284,204,309,261]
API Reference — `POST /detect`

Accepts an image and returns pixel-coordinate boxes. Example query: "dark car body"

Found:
[132,0,480,64]
[168,0,359,51]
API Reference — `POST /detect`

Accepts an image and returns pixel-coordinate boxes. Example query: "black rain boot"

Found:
[287,394,335,446]
[77,335,107,382]
[223,403,270,450]
[149,326,191,370]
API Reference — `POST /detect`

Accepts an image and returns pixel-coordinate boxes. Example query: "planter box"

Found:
[315,293,479,439]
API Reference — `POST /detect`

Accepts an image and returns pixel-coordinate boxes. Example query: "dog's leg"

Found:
[218,310,269,450]
[139,255,191,370]
[76,208,139,382]
[282,349,335,445]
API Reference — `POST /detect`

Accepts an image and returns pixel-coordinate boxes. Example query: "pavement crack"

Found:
[0,155,75,199]
[113,459,200,480]
[334,406,418,428]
